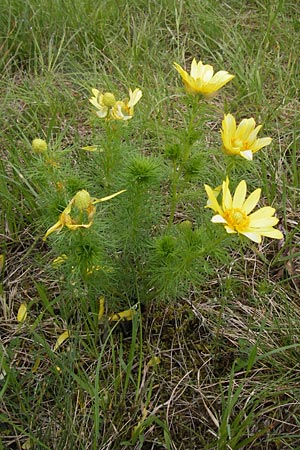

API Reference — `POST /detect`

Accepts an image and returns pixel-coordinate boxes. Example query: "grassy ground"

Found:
[1,0,300,449]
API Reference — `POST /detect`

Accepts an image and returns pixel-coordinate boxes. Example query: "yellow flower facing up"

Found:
[89,88,142,120]
[204,177,283,243]
[173,58,234,97]
[221,114,272,160]
[43,189,126,240]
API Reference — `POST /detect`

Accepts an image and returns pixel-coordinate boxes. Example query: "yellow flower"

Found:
[173,58,234,97]
[43,189,126,239]
[111,88,142,120]
[221,114,272,160]
[89,88,142,120]
[204,177,283,243]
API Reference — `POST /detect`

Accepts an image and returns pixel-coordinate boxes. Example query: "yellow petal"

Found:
[250,217,279,227]
[201,63,214,82]
[147,356,161,367]
[236,118,256,141]
[53,330,70,351]
[43,218,63,240]
[91,88,100,97]
[190,58,200,78]
[204,184,223,214]
[98,296,105,320]
[65,222,93,230]
[173,62,188,79]
[224,225,237,234]
[241,231,262,243]
[109,309,136,321]
[251,137,272,152]
[210,70,235,88]
[211,214,227,224]
[240,150,253,160]
[17,303,28,323]
[96,107,109,118]
[259,229,283,239]
[81,145,99,152]
[222,177,232,210]
[232,180,247,209]
[247,124,263,145]
[249,206,276,221]
[128,88,142,108]
[92,189,126,204]
[242,188,261,214]
[0,254,4,272]
[221,114,236,149]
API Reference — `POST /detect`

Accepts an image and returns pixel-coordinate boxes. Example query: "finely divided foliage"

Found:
[1,1,299,449]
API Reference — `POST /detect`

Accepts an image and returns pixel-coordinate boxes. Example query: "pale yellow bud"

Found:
[32,138,48,153]
[73,190,91,210]
[102,92,116,107]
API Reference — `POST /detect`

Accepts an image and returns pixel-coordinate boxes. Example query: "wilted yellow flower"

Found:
[221,114,272,160]
[89,88,142,120]
[32,138,48,153]
[205,177,283,243]
[173,58,234,97]
[111,88,142,120]
[43,189,126,240]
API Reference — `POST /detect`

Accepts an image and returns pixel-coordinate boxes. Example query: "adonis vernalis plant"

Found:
[35,54,283,309]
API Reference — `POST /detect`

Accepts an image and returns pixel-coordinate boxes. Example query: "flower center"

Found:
[102,92,116,107]
[231,138,249,152]
[223,208,250,231]
[74,190,91,210]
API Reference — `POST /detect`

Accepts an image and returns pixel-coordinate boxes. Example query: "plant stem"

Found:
[167,98,200,229]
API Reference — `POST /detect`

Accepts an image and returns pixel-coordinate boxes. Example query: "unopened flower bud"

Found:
[32,138,48,153]
[102,92,116,107]
[178,220,193,230]
[74,190,91,210]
